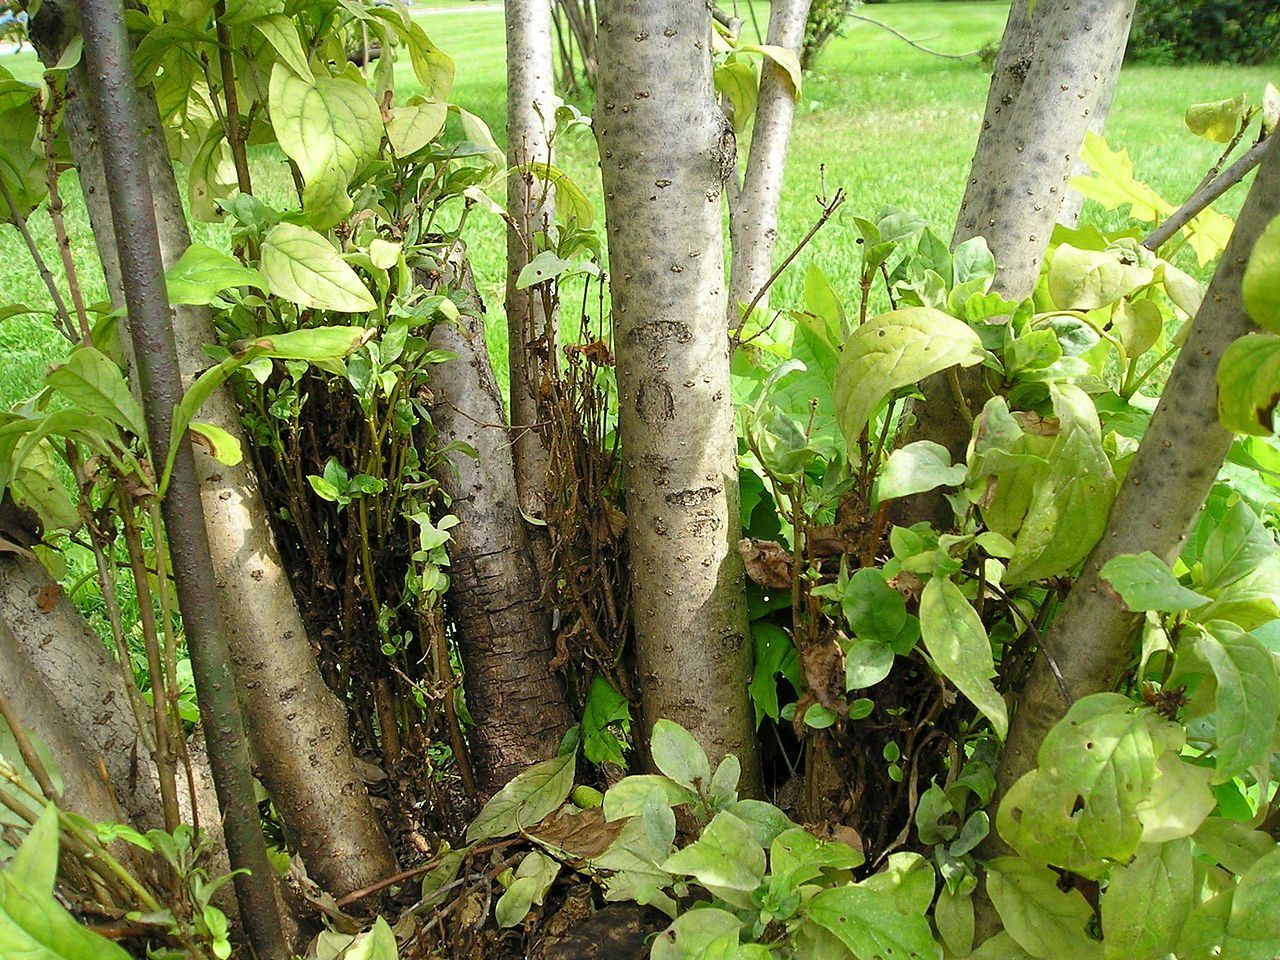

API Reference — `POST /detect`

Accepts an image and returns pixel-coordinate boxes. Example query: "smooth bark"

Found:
[907,0,1136,513]
[0,602,134,829]
[597,0,761,791]
[77,0,286,948]
[29,2,396,899]
[505,0,557,529]
[996,135,1280,799]
[727,0,811,325]
[425,252,572,792]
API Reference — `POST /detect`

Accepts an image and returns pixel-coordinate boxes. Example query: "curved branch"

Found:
[1143,133,1272,252]
[847,14,984,61]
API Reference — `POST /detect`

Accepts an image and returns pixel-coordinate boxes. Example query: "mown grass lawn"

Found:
[0,1,1271,405]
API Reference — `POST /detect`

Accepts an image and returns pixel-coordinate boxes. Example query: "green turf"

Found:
[0,1,1272,407]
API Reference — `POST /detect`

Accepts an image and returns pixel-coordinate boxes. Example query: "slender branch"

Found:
[0,178,77,342]
[213,2,252,195]
[40,87,91,344]
[0,691,61,801]
[1143,134,1271,252]
[731,188,846,346]
[77,0,286,952]
[847,14,984,60]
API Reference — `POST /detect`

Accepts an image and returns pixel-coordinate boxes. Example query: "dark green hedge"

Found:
[1127,0,1279,64]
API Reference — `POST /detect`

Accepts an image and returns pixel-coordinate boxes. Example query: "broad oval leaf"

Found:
[805,855,942,960]
[260,223,377,313]
[1099,552,1212,612]
[1242,213,1280,333]
[997,694,1181,878]
[268,66,382,228]
[467,752,576,841]
[386,97,447,157]
[649,719,711,793]
[0,872,132,960]
[919,577,1007,739]
[1101,839,1195,960]
[985,856,1099,959]
[877,440,967,501]
[660,811,765,891]
[528,162,595,228]
[834,307,985,445]
[1048,243,1154,311]
[1194,622,1280,782]
[47,347,147,440]
[165,243,266,306]
[1185,94,1248,143]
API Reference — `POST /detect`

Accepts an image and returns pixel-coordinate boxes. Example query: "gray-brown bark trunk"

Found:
[0,555,232,893]
[597,0,761,792]
[995,135,1280,800]
[506,0,558,529]
[906,0,1136,517]
[29,4,396,898]
[425,254,572,792]
[726,0,811,325]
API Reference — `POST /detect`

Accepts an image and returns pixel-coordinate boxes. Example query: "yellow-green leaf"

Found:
[260,223,377,313]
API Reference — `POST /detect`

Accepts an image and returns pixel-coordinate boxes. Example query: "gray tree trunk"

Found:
[1057,65,1120,228]
[28,4,396,898]
[0,555,233,895]
[906,0,1136,508]
[726,0,812,325]
[995,135,1280,800]
[596,0,761,792]
[425,253,572,791]
[506,0,558,528]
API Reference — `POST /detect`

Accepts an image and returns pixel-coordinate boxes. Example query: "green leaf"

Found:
[770,826,863,891]
[934,885,974,958]
[187,126,237,223]
[651,908,743,960]
[1193,817,1275,875]
[1135,753,1215,843]
[877,440,967,501]
[1099,552,1212,612]
[805,854,942,960]
[1111,298,1162,358]
[188,422,243,466]
[714,60,758,133]
[997,694,1180,878]
[581,677,631,767]
[1242,214,1280,332]
[590,800,677,917]
[838,569,917,654]
[516,251,573,290]
[11,440,80,533]
[661,811,765,892]
[8,804,58,893]
[528,162,595,228]
[495,851,559,928]
[1200,499,1275,590]
[260,223,377,313]
[467,752,576,841]
[400,20,456,101]
[748,621,798,725]
[650,720,711,793]
[1220,846,1280,959]
[919,577,1007,739]
[47,347,147,440]
[834,306,985,445]
[1102,839,1194,960]
[268,66,382,228]
[725,799,794,847]
[985,857,1099,959]
[1218,332,1280,435]
[1194,623,1280,782]
[844,637,894,690]
[738,43,802,97]
[165,243,266,305]
[1005,384,1116,585]
[345,916,397,960]
[1185,95,1248,143]
[602,775,698,821]
[385,96,447,157]
[254,15,313,81]
[1049,243,1154,311]
[0,872,132,960]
